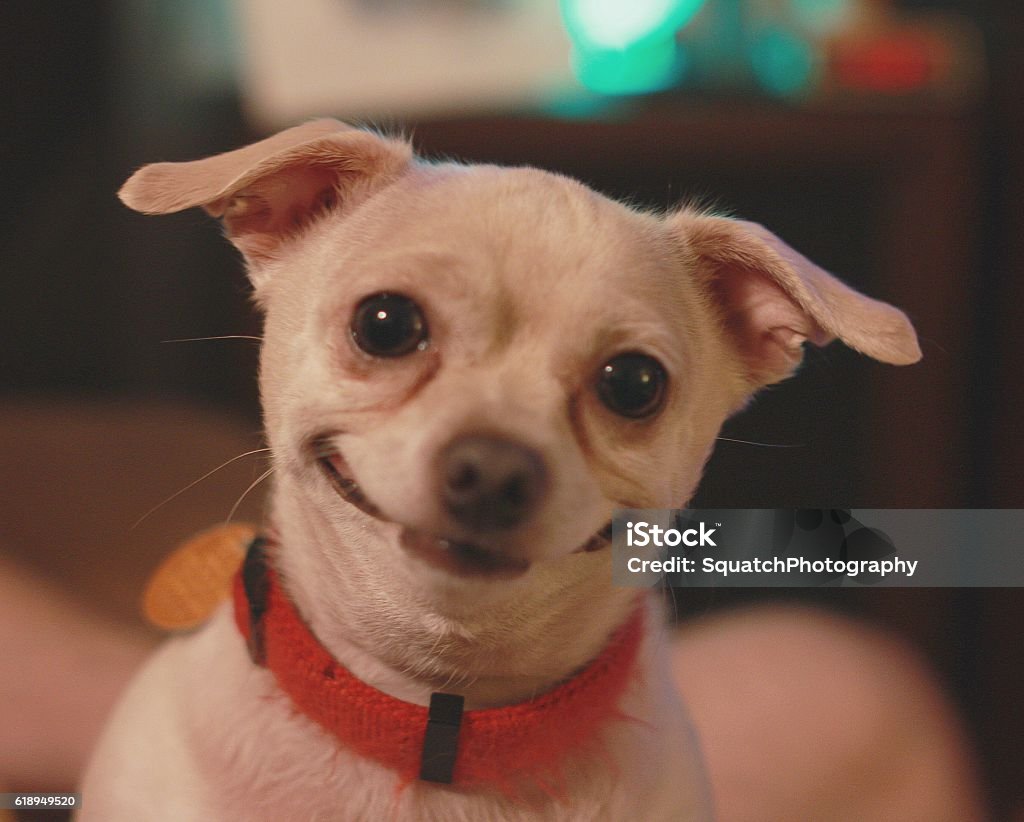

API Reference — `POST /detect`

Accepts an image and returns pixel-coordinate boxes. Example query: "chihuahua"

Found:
[80,119,920,820]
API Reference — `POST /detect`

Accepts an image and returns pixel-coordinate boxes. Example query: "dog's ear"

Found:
[669,210,921,387]
[119,119,411,286]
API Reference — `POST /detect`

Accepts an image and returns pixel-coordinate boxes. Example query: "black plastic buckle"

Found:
[419,692,465,784]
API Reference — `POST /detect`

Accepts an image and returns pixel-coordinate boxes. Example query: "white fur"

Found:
[81,120,919,820]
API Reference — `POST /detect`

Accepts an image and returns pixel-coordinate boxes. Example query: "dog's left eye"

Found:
[350,293,428,357]
[596,353,668,419]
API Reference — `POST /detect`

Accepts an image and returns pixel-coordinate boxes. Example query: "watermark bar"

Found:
[0,793,80,809]
[612,509,1024,587]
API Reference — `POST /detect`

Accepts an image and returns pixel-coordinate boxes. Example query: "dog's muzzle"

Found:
[310,435,611,576]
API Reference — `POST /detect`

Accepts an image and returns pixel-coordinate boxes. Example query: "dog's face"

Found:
[121,121,920,687]
[260,165,737,573]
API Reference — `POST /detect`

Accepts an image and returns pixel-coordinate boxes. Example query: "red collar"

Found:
[232,538,645,794]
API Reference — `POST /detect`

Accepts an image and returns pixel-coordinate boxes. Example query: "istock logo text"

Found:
[626,520,718,548]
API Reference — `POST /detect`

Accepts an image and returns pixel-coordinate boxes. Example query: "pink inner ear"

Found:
[713,267,831,382]
[222,165,341,261]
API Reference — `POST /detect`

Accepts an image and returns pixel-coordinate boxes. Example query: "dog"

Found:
[79,119,920,820]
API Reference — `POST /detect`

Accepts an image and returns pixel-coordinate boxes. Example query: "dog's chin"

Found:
[396,529,531,580]
[311,441,611,580]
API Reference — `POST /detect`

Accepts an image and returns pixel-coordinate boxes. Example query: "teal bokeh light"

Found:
[560,0,705,95]
[560,0,707,50]
[749,26,818,97]
[571,39,688,95]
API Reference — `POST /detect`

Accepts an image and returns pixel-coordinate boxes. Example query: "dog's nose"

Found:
[440,435,547,531]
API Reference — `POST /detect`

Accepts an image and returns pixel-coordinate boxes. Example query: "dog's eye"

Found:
[596,353,668,419]
[350,293,428,357]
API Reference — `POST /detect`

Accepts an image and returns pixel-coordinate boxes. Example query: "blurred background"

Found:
[1,0,1022,816]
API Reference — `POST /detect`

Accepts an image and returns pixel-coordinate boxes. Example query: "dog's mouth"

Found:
[312,443,385,521]
[311,437,611,579]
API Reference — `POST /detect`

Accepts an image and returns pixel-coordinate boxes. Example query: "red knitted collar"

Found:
[232,537,645,794]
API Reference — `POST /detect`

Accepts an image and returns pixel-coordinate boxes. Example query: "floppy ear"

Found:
[118,119,411,288]
[670,210,921,387]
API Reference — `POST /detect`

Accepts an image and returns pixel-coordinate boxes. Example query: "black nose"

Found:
[440,435,547,531]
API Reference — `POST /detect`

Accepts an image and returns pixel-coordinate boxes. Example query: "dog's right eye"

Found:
[350,293,428,358]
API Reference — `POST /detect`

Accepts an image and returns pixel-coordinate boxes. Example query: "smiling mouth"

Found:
[311,437,611,578]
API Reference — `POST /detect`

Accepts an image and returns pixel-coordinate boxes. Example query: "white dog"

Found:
[80,119,920,821]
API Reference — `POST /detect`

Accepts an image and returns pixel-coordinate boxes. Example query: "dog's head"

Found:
[121,120,919,683]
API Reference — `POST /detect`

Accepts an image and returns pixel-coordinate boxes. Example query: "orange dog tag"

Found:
[143,523,257,630]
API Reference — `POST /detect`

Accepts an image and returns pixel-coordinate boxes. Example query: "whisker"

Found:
[225,466,275,524]
[162,335,263,344]
[715,436,802,448]
[131,447,272,530]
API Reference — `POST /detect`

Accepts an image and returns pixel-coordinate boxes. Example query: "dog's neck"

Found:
[269,480,640,709]
[234,543,649,791]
